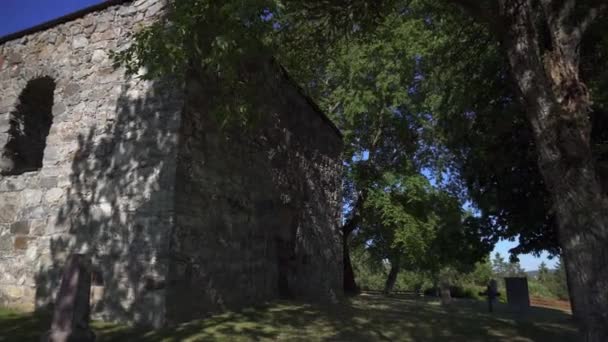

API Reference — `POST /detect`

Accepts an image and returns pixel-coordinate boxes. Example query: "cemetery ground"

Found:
[0,293,578,341]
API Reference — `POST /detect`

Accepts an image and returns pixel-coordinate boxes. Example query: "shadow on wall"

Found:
[34,76,182,327]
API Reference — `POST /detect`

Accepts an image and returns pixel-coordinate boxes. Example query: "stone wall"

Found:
[0,0,182,327]
[167,61,343,324]
[0,0,343,328]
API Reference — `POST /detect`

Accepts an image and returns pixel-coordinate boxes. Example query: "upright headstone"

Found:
[505,277,530,311]
[479,279,500,312]
[440,282,452,305]
[43,254,96,342]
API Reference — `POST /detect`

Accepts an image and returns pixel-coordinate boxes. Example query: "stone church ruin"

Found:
[0,0,343,327]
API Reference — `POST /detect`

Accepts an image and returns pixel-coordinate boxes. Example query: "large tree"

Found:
[301,2,608,336]
[440,2,608,338]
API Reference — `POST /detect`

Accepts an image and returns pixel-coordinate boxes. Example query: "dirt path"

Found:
[530,297,572,313]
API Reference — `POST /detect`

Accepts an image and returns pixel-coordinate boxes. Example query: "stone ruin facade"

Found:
[0,0,343,327]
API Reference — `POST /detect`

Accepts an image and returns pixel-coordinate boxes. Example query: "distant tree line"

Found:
[352,250,569,301]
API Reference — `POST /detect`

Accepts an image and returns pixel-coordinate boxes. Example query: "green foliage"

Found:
[354,168,491,284]
[537,262,550,283]
[550,260,570,300]
[350,244,389,290]
[526,260,569,300]
[462,258,493,287]
[404,2,562,257]
[528,280,559,300]
[111,0,286,126]
[351,244,434,291]
[491,252,525,278]
[113,0,278,79]
[359,172,436,264]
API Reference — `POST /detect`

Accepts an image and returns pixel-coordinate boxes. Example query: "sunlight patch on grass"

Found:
[0,294,579,342]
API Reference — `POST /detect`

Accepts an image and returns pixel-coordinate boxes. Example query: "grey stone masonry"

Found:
[0,0,343,328]
[167,61,343,324]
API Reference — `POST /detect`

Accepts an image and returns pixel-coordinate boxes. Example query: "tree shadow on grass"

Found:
[0,308,50,342]
[93,294,580,341]
[0,293,580,341]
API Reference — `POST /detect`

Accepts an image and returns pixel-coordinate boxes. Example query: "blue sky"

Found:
[494,239,557,271]
[1,0,556,272]
[0,0,104,37]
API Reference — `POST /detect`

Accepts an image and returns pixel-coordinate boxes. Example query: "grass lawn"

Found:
[0,293,579,341]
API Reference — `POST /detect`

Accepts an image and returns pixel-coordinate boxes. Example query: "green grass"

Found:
[0,294,579,341]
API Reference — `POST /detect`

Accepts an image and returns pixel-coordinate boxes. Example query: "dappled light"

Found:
[34,76,182,327]
[1,0,608,340]
[0,294,579,341]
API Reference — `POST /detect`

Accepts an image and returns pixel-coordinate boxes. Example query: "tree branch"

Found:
[546,0,608,57]
[578,2,607,35]
[342,191,365,235]
[445,0,502,37]
[446,0,488,19]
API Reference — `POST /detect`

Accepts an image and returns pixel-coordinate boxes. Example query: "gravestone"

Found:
[43,254,96,342]
[504,277,530,311]
[479,279,500,312]
[440,282,452,305]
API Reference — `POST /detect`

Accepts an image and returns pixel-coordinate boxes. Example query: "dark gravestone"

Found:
[439,281,452,305]
[505,277,530,311]
[43,254,96,342]
[479,279,500,312]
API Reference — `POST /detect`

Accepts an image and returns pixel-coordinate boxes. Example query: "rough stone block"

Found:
[0,178,26,192]
[39,176,59,188]
[72,36,89,49]
[6,51,22,64]
[4,285,24,298]
[0,204,18,223]
[0,235,13,252]
[14,236,32,250]
[45,188,65,203]
[10,221,30,234]
[30,219,48,236]
[91,49,107,64]
[51,103,66,116]
[21,189,43,206]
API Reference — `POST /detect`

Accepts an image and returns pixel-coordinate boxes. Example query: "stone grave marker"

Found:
[440,282,452,305]
[505,277,530,311]
[43,254,96,342]
[479,279,500,312]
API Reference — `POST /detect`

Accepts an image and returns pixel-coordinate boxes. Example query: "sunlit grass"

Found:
[0,293,579,341]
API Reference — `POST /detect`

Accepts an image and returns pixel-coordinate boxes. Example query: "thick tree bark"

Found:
[383,257,400,295]
[342,197,361,295]
[343,229,360,295]
[342,192,366,295]
[562,254,580,322]
[496,1,608,340]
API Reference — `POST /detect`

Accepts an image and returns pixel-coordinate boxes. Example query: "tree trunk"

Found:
[562,254,580,322]
[383,258,400,295]
[498,1,608,340]
[342,193,364,295]
[343,230,359,295]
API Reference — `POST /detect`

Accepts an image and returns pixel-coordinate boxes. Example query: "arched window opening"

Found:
[1,76,56,175]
